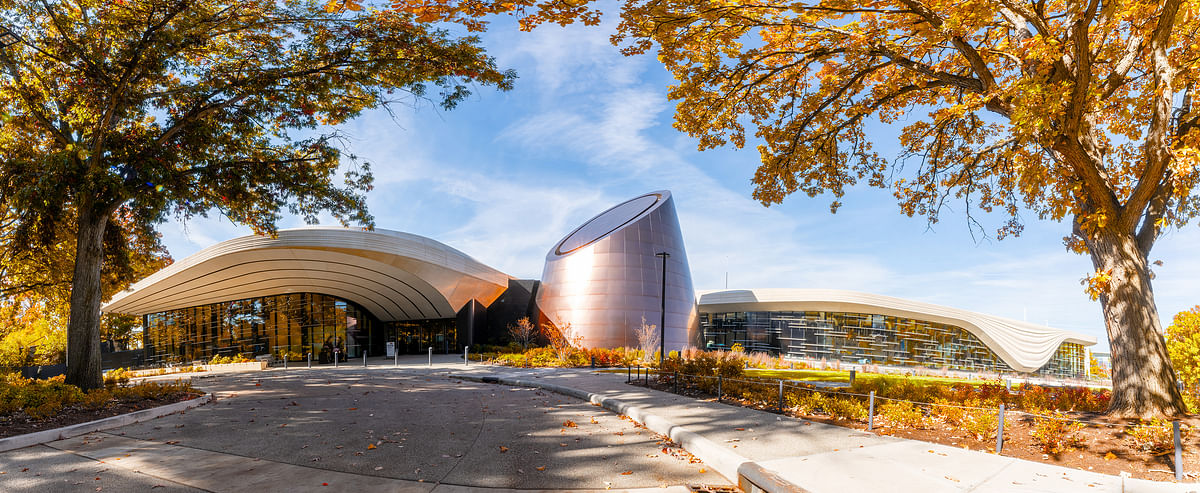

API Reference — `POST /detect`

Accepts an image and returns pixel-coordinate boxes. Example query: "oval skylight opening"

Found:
[554,193,662,255]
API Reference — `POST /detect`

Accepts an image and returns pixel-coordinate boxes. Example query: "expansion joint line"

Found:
[433,379,490,486]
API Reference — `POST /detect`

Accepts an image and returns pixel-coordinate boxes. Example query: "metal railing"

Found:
[633,368,1192,481]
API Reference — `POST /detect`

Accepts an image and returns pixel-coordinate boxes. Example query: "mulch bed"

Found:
[632,379,1200,482]
[0,391,203,439]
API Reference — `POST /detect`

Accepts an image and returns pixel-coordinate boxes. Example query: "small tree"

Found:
[507,316,536,350]
[634,316,659,362]
[540,319,582,364]
[1166,307,1200,393]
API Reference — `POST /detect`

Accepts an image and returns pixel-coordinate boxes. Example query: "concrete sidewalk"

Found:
[449,366,1198,493]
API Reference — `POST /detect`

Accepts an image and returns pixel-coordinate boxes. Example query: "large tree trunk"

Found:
[65,205,109,390]
[1088,230,1187,417]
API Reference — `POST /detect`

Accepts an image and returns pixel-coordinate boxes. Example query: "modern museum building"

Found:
[103,190,1095,378]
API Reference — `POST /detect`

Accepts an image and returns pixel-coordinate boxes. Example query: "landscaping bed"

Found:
[634,375,1199,482]
[0,375,201,439]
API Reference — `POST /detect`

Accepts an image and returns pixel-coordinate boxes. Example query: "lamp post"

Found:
[654,252,670,366]
[0,26,21,48]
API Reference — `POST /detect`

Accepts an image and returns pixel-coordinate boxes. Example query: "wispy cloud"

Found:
[154,14,1200,353]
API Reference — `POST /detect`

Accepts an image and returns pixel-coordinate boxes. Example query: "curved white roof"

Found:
[697,288,1096,373]
[103,227,511,322]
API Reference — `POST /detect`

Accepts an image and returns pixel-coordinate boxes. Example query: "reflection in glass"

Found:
[701,310,1085,378]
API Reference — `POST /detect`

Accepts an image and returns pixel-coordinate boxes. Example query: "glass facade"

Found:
[142,293,461,366]
[701,311,1086,379]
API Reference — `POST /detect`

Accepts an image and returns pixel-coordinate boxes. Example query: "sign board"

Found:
[386,342,396,358]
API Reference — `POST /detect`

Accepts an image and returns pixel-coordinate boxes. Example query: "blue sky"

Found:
[156,12,1200,352]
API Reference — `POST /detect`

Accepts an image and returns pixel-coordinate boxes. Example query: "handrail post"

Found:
[778,380,785,412]
[1174,421,1184,481]
[718,374,723,402]
[995,404,1005,454]
[867,391,875,431]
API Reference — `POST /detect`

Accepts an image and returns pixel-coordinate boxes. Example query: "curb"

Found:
[451,373,806,493]
[0,393,214,453]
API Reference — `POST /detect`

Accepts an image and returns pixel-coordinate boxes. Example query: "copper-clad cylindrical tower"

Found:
[537,190,698,350]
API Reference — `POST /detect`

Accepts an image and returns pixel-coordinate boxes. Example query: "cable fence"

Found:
[624,365,1193,481]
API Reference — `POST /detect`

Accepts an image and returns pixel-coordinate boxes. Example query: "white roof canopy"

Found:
[103,227,511,322]
[697,288,1096,373]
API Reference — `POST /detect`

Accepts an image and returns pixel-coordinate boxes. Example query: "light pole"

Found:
[0,26,21,48]
[655,252,670,366]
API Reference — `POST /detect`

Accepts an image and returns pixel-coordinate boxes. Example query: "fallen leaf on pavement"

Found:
[620,471,633,475]
[367,444,376,450]
[499,446,509,453]
[536,466,546,471]
[563,420,577,428]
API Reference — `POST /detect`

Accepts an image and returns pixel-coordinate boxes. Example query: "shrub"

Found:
[960,407,1000,441]
[104,367,131,387]
[824,395,868,420]
[878,399,927,429]
[1029,410,1087,454]
[930,399,969,427]
[1127,419,1189,454]
[785,389,825,414]
[208,354,250,365]
[0,374,197,421]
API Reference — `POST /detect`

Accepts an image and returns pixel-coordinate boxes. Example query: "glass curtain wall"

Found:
[386,319,458,354]
[143,293,380,366]
[701,311,1086,379]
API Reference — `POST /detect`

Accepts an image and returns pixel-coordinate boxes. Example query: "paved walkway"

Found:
[448,365,1200,493]
[4,355,1198,492]
[0,360,727,492]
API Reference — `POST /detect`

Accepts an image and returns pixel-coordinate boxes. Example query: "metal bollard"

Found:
[718,375,723,402]
[1175,421,1184,481]
[464,346,469,367]
[849,369,856,386]
[996,404,1005,453]
[428,347,432,367]
[307,353,311,368]
[334,349,339,368]
[284,356,287,369]
[394,349,398,367]
[363,352,367,367]
[778,380,785,412]
[868,391,875,431]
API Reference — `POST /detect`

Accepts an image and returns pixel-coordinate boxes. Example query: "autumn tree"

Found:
[1166,307,1200,397]
[0,207,170,367]
[0,0,513,389]
[634,316,658,362]
[507,316,537,350]
[401,0,1200,417]
[540,319,583,363]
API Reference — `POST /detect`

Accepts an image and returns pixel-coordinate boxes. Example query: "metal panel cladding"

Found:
[537,191,699,350]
